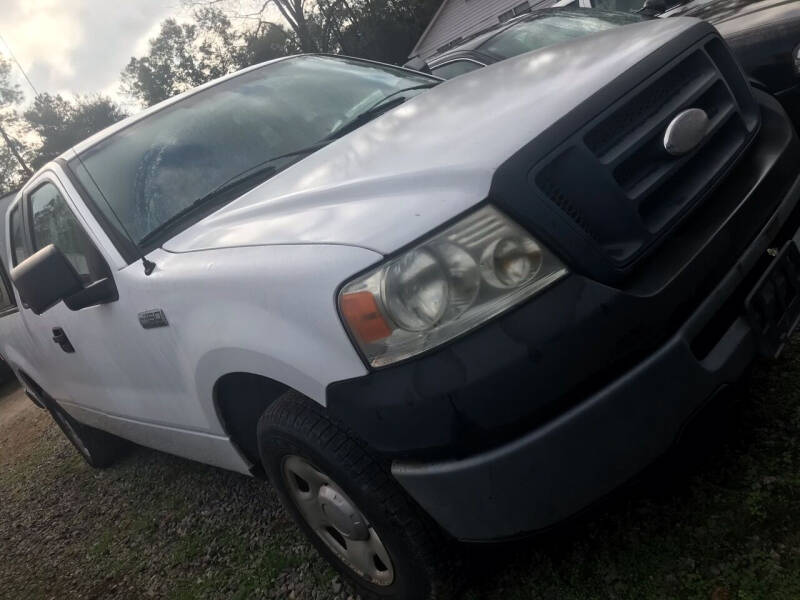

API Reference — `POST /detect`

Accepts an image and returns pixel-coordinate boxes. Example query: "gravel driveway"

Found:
[1,344,799,599]
[0,382,338,600]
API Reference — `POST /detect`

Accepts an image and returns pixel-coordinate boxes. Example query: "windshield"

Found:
[68,55,435,248]
[478,11,646,60]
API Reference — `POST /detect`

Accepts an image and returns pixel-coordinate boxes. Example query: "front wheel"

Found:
[258,391,455,599]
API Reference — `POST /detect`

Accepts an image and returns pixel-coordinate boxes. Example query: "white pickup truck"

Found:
[2,17,800,599]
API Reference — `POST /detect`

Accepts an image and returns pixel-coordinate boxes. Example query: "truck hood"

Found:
[164,18,703,257]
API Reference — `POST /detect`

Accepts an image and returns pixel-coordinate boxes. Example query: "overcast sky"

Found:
[0,0,184,104]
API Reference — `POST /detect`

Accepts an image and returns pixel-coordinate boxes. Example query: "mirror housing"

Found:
[10,244,118,315]
[11,245,84,315]
[64,277,118,311]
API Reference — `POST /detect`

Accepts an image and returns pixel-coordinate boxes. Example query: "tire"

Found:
[258,391,456,600]
[45,400,127,468]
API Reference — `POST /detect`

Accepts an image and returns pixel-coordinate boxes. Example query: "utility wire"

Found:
[0,31,38,96]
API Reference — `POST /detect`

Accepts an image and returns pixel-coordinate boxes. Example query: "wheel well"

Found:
[214,372,290,472]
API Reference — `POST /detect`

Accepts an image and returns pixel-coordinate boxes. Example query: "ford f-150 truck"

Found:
[1,17,799,599]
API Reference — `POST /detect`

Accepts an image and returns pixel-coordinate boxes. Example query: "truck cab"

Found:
[2,18,800,600]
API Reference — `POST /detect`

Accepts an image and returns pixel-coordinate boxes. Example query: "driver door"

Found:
[14,170,209,435]
[11,176,114,405]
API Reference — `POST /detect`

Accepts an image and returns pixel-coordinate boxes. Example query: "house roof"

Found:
[410,0,452,57]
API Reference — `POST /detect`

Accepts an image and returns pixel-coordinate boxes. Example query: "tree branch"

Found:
[0,122,32,177]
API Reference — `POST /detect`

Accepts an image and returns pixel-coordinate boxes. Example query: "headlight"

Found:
[339,205,567,367]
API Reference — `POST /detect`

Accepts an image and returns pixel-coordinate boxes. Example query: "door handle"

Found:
[52,327,75,353]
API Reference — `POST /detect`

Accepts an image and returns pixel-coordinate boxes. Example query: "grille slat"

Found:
[601,71,719,168]
[531,35,760,270]
[622,99,737,200]
[585,50,715,159]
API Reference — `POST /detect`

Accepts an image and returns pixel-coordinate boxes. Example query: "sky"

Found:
[0,0,184,104]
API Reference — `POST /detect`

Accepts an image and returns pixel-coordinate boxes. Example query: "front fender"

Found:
[150,243,381,434]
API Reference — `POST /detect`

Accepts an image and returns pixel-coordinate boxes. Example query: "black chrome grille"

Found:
[531,36,760,268]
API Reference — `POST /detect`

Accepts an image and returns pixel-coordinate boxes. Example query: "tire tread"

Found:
[259,391,456,600]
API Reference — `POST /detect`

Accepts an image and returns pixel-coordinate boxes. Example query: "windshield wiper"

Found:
[138,142,330,248]
[208,142,332,197]
[327,83,438,141]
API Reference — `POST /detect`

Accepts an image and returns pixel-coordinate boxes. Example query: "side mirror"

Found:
[11,244,118,315]
[11,245,83,315]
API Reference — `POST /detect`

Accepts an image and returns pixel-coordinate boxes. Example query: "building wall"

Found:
[413,0,557,60]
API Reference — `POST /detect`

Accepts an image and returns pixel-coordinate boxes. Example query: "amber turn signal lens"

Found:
[340,291,392,343]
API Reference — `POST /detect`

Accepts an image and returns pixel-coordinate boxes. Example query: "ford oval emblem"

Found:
[663,108,709,156]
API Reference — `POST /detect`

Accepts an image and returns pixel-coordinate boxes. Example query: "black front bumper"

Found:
[327,93,800,540]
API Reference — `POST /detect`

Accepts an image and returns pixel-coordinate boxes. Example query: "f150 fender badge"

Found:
[138,309,169,329]
[663,108,709,156]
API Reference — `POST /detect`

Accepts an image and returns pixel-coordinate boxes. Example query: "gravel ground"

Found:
[1,339,800,599]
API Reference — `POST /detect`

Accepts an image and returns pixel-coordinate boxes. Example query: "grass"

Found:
[1,338,799,599]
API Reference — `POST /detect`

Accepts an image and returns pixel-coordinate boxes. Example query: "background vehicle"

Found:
[1,17,800,600]
[420,8,645,79]
[419,2,800,125]
[557,0,800,122]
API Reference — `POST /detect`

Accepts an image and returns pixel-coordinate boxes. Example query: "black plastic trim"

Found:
[392,167,800,541]
[491,28,759,285]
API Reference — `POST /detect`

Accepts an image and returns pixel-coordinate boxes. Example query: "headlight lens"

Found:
[482,236,543,288]
[339,205,567,367]
[383,249,449,331]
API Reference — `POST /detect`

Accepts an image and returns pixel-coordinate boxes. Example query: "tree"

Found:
[121,7,296,107]
[24,94,127,169]
[187,0,320,52]
[0,145,22,195]
[183,0,443,63]
[120,8,249,106]
[333,0,441,64]
[0,55,33,192]
[121,1,444,107]
[243,21,299,63]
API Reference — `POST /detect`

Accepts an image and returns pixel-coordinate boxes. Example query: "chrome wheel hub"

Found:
[283,455,394,586]
[317,484,370,541]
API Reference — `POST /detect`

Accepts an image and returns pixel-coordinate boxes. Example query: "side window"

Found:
[431,60,484,80]
[9,205,28,266]
[28,183,108,283]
